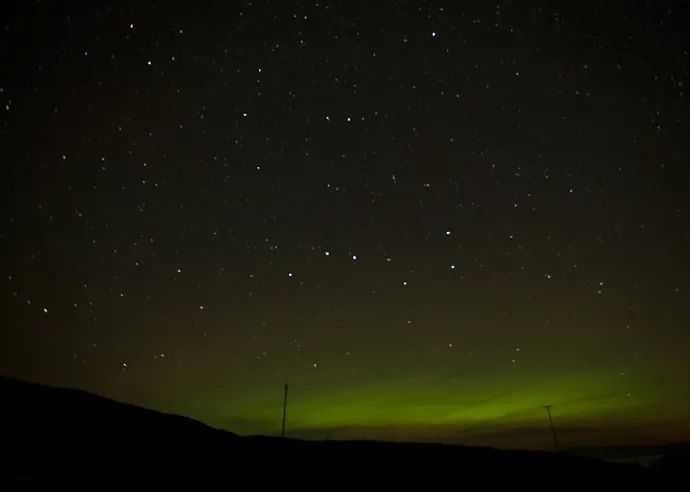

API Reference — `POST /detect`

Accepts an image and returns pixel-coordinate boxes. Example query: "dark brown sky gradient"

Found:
[1,0,689,448]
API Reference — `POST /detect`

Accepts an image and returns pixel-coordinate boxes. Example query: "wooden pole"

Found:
[544,405,561,451]
[281,383,288,438]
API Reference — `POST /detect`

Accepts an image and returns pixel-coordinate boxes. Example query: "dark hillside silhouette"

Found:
[2,375,687,485]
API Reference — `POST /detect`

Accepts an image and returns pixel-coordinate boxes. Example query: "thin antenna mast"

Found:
[281,383,288,438]
[543,404,561,451]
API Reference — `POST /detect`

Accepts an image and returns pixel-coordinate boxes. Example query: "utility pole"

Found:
[543,405,561,451]
[281,383,288,438]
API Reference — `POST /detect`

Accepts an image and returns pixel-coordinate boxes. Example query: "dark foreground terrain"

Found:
[1,375,687,485]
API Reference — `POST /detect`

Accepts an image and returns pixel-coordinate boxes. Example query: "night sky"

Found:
[2,0,689,449]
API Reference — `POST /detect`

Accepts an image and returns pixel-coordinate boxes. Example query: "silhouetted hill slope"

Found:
[0,375,681,485]
[0,375,240,478]
[0,375,237,442]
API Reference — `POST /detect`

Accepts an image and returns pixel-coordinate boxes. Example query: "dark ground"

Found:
[1,375,687,486]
